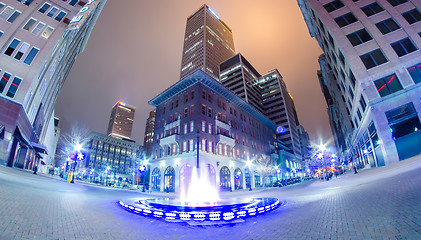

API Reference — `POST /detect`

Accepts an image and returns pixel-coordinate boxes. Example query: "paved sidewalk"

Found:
[0,155,421,239]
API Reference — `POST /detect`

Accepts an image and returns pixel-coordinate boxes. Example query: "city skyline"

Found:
[55,0,328,147]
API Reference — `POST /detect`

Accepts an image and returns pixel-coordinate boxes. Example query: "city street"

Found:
[1,156,421,240]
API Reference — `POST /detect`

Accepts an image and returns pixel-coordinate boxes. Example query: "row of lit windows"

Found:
[22,18,55,39]
[154,140,259,160]
[0,70,21,98]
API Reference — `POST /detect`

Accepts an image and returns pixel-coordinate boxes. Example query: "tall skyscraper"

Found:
[298,0,421,165]
[143,109,156,157]
[107,101,135,140]
[180,4,235,79]
[220,54,303,158]
[317,54,353,156]
[0,0,107,170]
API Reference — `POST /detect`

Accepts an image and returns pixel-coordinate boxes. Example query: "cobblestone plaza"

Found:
[1,156,421,239]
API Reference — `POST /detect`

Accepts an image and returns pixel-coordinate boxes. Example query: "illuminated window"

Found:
[361,2,384,17]
[0,6,13,19]
[208,123,212,134]
[23,18,37,31]
[183,124,187,134]
[347,29,372,46]
[209,141,213,153]
[189,139,193,152]
[7,10,20,23]
[374,74,402,97]
[0,72,11,93]
[6,76,21,98]
[391,38,417,57]
[4,38,20,56]
[182,141,187,152]
[32,22,45,35]
[38,3,50,13]
[360,49,388,69]
[189,121,194,133]
[14,42,29,60]
[407,63,421,84]
[376,18,400,35]
[335,12,358,27]
[402,9,421,24]
[41,26,54,39]
[323,0,344,13]
[202,121,206,132]
[201,139,206,151]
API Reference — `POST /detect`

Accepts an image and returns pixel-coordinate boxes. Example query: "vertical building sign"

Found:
[68,0,101,30]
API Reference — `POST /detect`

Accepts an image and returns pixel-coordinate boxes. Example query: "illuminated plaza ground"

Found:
[1,156,421,240]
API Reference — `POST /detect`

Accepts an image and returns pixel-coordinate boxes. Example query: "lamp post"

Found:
[139,159,149,192]
[70,144,84,184]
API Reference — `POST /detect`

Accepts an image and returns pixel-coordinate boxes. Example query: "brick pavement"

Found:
[1,155,421,239]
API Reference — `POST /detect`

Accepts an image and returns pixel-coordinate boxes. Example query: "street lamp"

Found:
[139,159,149,192]
[70,144,85,184]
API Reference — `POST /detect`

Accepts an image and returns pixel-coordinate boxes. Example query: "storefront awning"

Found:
[31,142,48,155]
[13,127,31,147]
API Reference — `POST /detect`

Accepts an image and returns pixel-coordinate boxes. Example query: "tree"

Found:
[55,123,90,167]
[254,154,275,187]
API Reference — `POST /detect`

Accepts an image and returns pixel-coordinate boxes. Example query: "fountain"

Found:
[119,163,282,223]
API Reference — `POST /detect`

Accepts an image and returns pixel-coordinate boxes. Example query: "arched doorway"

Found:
[151,167,161,191]
[234,168,243,190]
[220,166,231,191]
[164,166,175,192]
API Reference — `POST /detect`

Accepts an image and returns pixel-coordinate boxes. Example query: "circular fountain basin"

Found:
[119,197,283,222]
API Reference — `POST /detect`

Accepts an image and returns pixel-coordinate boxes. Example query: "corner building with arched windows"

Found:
[148,69,277,192]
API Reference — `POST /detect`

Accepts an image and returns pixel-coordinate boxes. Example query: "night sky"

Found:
[55,0,333,147]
